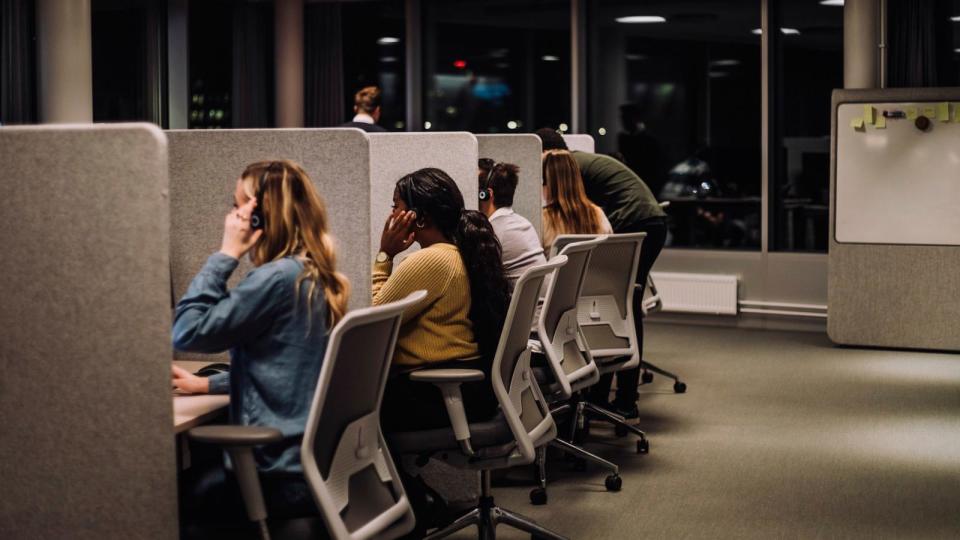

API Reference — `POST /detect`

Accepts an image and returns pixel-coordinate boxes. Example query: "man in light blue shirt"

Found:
[478,160,547,290]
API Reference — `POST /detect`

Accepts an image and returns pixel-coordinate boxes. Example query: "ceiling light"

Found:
[951,16,960,22]
[542,55,560,62]
[507,121,518,130]
[424,121,432,130]
[558,123,569,132]
[625,54,647,61]
[752,28,801,35]
[380,57,397,63]
[709,71,729,78]
[711,59,740,67]
[616,16,667,24]
[598,127,607,136]
[820,0,844,6]
[377,37,400,45]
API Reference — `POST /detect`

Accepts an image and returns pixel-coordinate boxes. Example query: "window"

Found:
[423,0,571,133]
[589,1,762,249]
[770,0,843,252]
[340,1,406,130]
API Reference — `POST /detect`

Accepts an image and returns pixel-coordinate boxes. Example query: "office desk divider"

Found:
[477,134,543,236]
[563,133,595,153]
[0,124,178,539]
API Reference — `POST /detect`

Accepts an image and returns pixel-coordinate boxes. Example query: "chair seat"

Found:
[387,413,514,455]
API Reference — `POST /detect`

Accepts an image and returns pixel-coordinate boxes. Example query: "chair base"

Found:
[427,472,567,540]
[641,361,687,393]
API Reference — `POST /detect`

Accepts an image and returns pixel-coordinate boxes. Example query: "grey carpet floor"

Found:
[449,324,960,539]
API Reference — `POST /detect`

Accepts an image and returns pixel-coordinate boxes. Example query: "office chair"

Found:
[529,236,626,504]
[550,233,653,450]
[639,273,687,393]
[387,258,568,540]
[189,290,427,540]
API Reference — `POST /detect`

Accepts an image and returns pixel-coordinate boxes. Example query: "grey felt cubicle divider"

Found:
[0,124,178,539]
[477,134,542,235]
[166,128,371,312]
[368,132,479,262]
[563,133,595,153]
[828,88,960,351]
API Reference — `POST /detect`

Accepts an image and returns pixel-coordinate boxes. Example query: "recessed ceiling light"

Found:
[616,16,667,24]
[752,28,801,35]
[380,57,398,63]
[542,55,560,62]
[820,0,844,6]
[625,54,647,61]
[711,59,740,67]
[377,36,400,45]
[951,16,960,22]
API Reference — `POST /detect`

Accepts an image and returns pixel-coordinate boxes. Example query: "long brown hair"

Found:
[240,160,350,328]
[542,149,604,235]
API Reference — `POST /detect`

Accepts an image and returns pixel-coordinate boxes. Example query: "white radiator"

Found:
[649,272,738,315]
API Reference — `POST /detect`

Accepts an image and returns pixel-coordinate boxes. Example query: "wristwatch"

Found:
[375,251,391,263]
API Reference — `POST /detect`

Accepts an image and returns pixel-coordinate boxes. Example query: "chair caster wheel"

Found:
[637,439,649,454]
[572,457,587,472]
[605,474,622,492]
[674,381,687,393]
[529,487,548,505]
[641,371,654,384]
[614,424,628,437]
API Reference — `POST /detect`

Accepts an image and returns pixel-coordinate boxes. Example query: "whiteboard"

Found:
[835,101,960,245]
[563,134,595,153]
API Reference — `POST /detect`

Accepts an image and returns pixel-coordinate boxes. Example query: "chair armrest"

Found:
[188,425,283,447]
[407,368,486,455]
[408,368,485,383]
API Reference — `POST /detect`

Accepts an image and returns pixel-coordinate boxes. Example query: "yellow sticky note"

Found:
[875,114,886,129]
[923,106,936,117]
[863,105,875,124]
[906,107,918,120]
[938,102,950,122]
[850,117,864,129]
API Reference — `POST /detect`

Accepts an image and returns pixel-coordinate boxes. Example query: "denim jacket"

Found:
[173,252,329,474]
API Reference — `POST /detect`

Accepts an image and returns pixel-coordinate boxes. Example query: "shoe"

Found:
[612,402,639,420]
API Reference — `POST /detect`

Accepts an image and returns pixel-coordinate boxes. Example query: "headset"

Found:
[479,161,499,202]
[249,168,269,230]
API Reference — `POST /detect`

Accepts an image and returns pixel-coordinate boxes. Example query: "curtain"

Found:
[305,2,344,127]
[232,2,271,127]
[1,0,37,124]
[887,0,955,87]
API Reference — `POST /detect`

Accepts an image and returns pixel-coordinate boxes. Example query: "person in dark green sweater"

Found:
[536,128,666,419]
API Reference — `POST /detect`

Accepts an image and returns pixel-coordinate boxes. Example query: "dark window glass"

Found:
[189,0,247,129]
[340,1,406,130]
[424,0,571,133]
[888,0,958,88]
[771,0,842,252]
[589,1,761,250]
[92,0,165,124]
[0,0,38,124]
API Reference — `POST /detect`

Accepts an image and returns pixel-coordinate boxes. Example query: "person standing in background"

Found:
[341,86,388,132]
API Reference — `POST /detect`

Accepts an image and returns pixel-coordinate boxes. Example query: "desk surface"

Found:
[172,361,229,433]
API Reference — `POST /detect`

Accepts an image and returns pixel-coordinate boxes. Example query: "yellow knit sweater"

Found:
[372,243,479,366]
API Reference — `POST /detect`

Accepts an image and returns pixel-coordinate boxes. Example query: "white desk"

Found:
[172,361,229,433]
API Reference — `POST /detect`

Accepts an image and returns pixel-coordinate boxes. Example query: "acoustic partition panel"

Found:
[829,88,960,351]
[563,133,595,153]
[166,129,371,318]
[477,134,543,235]
[0,124,178,539]
[368,133,479,261]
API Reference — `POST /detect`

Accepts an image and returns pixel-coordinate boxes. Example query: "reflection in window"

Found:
[589,1,761,249]
[771,0,842,252]
[424,0,570,133]
[188,0,236,129]
[340,1,406,130]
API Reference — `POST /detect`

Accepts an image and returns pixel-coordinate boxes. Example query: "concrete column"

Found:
[167,0,189,129]
[275,0,304,127]
[36,0,93,123]
[843,0,881,89]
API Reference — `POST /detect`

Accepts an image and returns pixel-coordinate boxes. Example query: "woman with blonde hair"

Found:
[171,159,349,532]
[541,149,612,251]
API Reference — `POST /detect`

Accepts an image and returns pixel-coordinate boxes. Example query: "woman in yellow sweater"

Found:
[374,167,510,433]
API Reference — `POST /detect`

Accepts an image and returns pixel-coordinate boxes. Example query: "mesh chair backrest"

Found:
[491,258,566,463]
[301,291,425,540]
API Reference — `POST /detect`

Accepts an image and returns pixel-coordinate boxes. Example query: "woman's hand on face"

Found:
[220,197,264,260]
[379,209,417,257]
[172,364,210,394]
